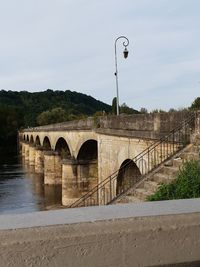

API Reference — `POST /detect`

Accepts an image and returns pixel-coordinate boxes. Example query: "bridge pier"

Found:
[24,143,30,162]
[62,159,98,206]
[35,147,44,174]
[44,152,62,185]
[21,142,26,157]
[77,159,98,191]
[54,153,62,185]
[62,159,81,206]
[29,145,36,166]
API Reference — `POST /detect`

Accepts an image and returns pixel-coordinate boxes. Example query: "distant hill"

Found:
[0,89,111,127]
[0,89,111,153]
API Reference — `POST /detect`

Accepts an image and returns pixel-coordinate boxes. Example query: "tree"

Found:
[0,104,24,153]
[0,89,112,153]
[151,109,166,113]
[112,97,117,114]
[190,97,200,110]
[140,107,148,114]
[36,107,68,125]
[120,103,139,114]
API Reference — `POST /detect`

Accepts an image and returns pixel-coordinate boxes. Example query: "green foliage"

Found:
[120,103,139,115]
[37,107,68,125]
[148,160,200,201]
[112,97,117,114]
[0,89,111,127]
[111,98,139,115]
[150,109,166,113]
[0,89,111,153]
[168,108,177,113]
[190,97,200,110]
[140,107,148,114]
[0,104,24,153]
[168,107,188,113]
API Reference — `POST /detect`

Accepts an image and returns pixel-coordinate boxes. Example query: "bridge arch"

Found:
[43,136,52,150]
[55,137,71,159]
[76,139,98,195]
[116,159,141,195]
[30,135,34,144]
[77,139,98,160]
[35,135,41,146]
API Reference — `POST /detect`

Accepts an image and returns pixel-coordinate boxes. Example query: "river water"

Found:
[0,154,62,214]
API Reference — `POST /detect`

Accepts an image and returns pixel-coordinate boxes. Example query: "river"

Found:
[0,154,62,214]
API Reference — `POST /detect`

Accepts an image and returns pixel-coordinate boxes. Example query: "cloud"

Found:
[0,0,199,111]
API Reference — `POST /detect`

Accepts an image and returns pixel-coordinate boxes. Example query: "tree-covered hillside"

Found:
[0,89,111,153]
[0,89,111,127]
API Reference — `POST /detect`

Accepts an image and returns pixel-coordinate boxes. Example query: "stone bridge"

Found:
[19,112,192,206]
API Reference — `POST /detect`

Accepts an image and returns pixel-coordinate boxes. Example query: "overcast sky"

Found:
[0,0,199,111]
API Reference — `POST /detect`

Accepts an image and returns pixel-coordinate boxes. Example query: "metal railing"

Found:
[68,112,196,208]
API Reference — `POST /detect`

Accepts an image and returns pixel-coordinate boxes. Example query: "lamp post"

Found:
[114,36,129,115]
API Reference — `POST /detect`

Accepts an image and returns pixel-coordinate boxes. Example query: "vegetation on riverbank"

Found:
[148,159,200,201]
[0,89,111,152]
[0,89,140,153]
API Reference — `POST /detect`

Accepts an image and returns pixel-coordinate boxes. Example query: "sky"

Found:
[0,0,200,111]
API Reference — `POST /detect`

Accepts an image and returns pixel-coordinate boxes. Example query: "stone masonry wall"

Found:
[23,111,192,137]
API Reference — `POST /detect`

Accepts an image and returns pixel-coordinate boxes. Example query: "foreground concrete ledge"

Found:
[1,199,200,266]
[1,198,200,230]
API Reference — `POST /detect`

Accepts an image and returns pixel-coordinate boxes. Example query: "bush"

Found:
[148,160,200,201]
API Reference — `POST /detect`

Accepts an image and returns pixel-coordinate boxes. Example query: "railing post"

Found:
[97,184,99,206]
[147,149,150,173]
[109,176,112,202]
[167,137,169,158]
[172,130,175,153]
[160,142,163,164]
[178,128,181,148]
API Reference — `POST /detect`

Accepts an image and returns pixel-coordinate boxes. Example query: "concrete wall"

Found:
[98,134,153,183]
[0,199,200,267]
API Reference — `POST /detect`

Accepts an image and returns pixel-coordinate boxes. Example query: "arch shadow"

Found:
[77,139,97,160]
[55,137,71,159]
[35,135,41,147]
[30,135,34,144]
[116,159,141,195]
[43,136,52,150]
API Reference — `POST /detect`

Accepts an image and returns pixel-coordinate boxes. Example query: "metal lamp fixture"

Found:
[123,47,129,59]
[114,36,129,115]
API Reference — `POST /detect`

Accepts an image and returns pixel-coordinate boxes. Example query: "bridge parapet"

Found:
[22,110,193,137]
[23,117,95,132]
[98,111,192,132]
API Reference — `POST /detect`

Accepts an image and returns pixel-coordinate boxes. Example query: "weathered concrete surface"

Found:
[0,198,199,229]
[0,199,200,266]
[98,134,153,183]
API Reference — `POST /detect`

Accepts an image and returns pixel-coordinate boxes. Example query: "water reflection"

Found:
[0,155,62,214]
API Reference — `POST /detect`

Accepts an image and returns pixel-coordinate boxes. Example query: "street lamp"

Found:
[114,36,129,115]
